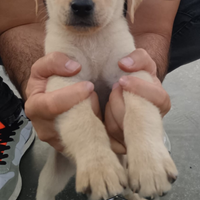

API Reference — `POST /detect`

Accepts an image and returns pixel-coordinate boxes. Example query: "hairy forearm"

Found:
[134,33,170,82]
[0,23,45,100]
[127,0,180,82]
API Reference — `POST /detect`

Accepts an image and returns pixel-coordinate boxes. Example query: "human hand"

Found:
[105,49,171,154]
[25,52,96,152]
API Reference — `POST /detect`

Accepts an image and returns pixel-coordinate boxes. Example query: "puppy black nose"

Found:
[71,0,94,17]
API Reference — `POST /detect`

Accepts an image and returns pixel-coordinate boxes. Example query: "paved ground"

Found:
[0,59,200,200]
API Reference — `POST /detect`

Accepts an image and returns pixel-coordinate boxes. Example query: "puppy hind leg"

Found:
[36,148,75,200]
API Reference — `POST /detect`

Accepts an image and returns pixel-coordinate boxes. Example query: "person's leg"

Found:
[168,0,200,72]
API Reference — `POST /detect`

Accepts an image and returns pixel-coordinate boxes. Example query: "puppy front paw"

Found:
[76,149,127,200]
[127,142,178,199]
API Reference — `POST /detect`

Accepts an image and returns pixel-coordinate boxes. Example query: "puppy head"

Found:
[46,0,125,33]
[46,0,142,33]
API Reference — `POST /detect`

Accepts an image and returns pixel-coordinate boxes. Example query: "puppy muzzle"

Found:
[68,0,97,28]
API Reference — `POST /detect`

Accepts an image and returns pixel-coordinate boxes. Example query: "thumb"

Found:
[25,81,94,119]
[32,52,81,79]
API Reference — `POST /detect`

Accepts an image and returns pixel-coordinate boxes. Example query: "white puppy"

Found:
[36,0,178,200]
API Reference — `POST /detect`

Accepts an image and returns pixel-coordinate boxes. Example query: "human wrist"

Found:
[133,33,170,82]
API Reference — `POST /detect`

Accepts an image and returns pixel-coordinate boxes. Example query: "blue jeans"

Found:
[169,0,200,72]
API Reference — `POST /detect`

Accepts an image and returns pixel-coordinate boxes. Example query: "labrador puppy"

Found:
[36,0,178,200]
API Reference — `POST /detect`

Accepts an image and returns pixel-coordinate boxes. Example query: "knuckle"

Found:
[37,133,48,142]
[31,57,44,73]
[158,90,171,113]
[157,92,165,106]
[46,53,58,69]
[138,48,148,57]
[31,53,60,74]
[47,52,64,66]
[137,48,157,73]
[165,93,171,112]
[48,52,60,62]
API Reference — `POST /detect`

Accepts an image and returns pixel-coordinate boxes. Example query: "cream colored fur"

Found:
[36,0,178,200]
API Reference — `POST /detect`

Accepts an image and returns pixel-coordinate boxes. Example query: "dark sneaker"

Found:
[0,109,35,200]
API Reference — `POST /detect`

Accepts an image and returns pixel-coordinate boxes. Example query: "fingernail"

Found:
[112,82,119,90]
[119,76,128,86]
[86,82,94,92]
[120,57,134,68]
[65,60,80,72]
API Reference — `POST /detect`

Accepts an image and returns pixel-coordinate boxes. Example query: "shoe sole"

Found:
[8,127,36,200]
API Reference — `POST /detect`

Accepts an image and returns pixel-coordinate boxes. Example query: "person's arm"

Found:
[128,0,181,81]
[25,52,95,152]
[0,0,47,99]
[0,23,45,99]
[0,0,46,34]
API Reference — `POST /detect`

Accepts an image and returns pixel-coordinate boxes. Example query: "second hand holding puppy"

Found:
[106,49,171,154]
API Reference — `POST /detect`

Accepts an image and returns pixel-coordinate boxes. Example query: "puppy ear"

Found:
[35,0,38,15]
[128,0,143,23]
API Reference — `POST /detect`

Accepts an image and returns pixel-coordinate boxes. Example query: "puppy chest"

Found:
[76,46,112,81]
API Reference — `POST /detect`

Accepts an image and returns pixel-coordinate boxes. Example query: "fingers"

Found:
[109,84,125,130]
[25,52,97,153]
[105,85,127,155]
[109,136,127,155]
[90,92,102,120]
[105,102,126,154]
[118,48,157,76]
[119,76,171,117]
[32,119,64,152]
[118,49,171,117]
[25,81,94,119]
[31,52,81,78]
[105,101,124,142]
[26,52,81,97]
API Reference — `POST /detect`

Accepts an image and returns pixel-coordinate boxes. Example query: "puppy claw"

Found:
[127,143,178,199]
[76,150,126,200]
[160,192,168,197]
[144,196,155,200]
[131,188,139,194]
[168,174,178,184]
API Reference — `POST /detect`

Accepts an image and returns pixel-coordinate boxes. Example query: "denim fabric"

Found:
[123,0,200,72]
[169,0,200,72]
